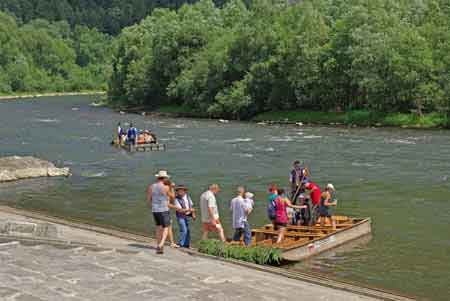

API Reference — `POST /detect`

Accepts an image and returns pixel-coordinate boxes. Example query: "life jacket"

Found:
[291,167,306,185]
[127,127,137,139]
[176,195,192,218]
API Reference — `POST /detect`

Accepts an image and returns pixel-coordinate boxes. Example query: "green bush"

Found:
[198,239,282,265]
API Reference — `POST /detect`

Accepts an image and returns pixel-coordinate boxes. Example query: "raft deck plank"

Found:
[252,217,372,261]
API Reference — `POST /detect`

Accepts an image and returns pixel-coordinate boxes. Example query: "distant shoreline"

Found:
[120,105,449,130]
[0,91,105,101]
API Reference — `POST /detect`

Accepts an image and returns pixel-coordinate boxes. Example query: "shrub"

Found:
[198,239,282,265]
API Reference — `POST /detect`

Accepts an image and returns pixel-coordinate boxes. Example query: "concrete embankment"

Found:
[0,156,70,182]
[0,206,414,301]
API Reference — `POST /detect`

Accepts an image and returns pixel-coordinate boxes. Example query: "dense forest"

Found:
[1,0,450,125]
[0,0,230,35]
[0,11,111,93]
[109,0,450,122]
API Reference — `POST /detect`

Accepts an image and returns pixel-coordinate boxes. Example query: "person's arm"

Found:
[164,184,175,202]
[171,199,187,212]
[324,193,337,206]
[245,204,252,215]
[286,199,307,209]
[146,185,152,209]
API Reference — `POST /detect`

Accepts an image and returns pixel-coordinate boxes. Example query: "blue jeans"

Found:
[177,217,190,248]
[232,221,252,246]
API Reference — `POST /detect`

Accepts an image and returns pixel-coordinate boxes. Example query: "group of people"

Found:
[146,160,337,254]
[116,122,157,146]
[285,160,338,229]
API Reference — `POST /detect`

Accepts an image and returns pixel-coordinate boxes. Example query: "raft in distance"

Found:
[112,141,166,152]
[250,216,371,261]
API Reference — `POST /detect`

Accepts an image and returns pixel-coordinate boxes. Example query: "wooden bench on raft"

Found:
[252,229,326,244]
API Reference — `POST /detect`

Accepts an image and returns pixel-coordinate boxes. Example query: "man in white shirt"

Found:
[231,187,252,246]
[200,184,225,242]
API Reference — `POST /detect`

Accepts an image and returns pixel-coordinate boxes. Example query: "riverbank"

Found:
[0,91,105,101]
[0,205,413,301]
[124,105,449,129]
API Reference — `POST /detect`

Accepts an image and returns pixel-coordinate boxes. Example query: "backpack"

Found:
[267,198,277,220]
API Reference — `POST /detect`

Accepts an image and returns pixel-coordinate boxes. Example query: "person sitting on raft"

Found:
[144,130,157,144]
[274,188,307,244]
[319,184,338,230]
[294,194,311,226]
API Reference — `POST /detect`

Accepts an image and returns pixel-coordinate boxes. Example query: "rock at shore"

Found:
[0,156,70,182]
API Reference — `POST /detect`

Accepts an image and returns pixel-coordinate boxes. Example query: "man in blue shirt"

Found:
[127,123,138,145]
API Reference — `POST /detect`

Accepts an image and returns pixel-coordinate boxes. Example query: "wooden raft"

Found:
[250,216,362,250]
[123,143,166,152]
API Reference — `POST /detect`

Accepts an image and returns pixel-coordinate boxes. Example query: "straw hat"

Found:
[155,170,170,178]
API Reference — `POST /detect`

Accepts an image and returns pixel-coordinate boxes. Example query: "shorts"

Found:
[153,211,171,227]
[319,206,331,218]
[202,221,222,232]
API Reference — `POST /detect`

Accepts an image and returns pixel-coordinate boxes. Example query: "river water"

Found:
[0,96,449,300]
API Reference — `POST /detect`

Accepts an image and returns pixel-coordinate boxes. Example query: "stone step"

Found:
[0,241,19,250]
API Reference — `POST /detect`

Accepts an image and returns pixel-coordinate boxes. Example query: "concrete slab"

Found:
[0,207,410,301]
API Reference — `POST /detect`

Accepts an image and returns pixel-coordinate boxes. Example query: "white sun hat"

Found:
[155,170,170,178]
[326,183,335,191]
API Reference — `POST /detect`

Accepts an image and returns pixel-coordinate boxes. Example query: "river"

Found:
[0,96,449,300]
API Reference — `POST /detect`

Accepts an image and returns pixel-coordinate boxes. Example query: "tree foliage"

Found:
[108,0,450,119]
[0,0,228,35]
[0,11,111,93]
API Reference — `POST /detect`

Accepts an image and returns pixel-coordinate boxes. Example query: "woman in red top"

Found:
[305,182,321,226]
[275,189,306,244]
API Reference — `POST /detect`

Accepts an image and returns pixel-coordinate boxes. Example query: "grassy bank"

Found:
[254,110,448,129]
[0,91,106,101]
[151,106,448,129]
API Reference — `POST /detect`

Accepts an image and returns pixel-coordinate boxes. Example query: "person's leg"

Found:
[159,226,169,248]
[330,216,336,230]
[185,219,191,247]
[243,222,252,246]
[168,225,176,246]
[232,228,242,242]
[202,223,209,240]
[217,224,226,242]
[310,205,319,226]
[276,226,286,244]
[320,216,325,227]
[177,217,188,247]
[156,223,163,246]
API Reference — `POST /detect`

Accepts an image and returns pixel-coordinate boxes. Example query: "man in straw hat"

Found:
[200,184,225,242]
[173,184,195,248]
[147,170,175,254]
